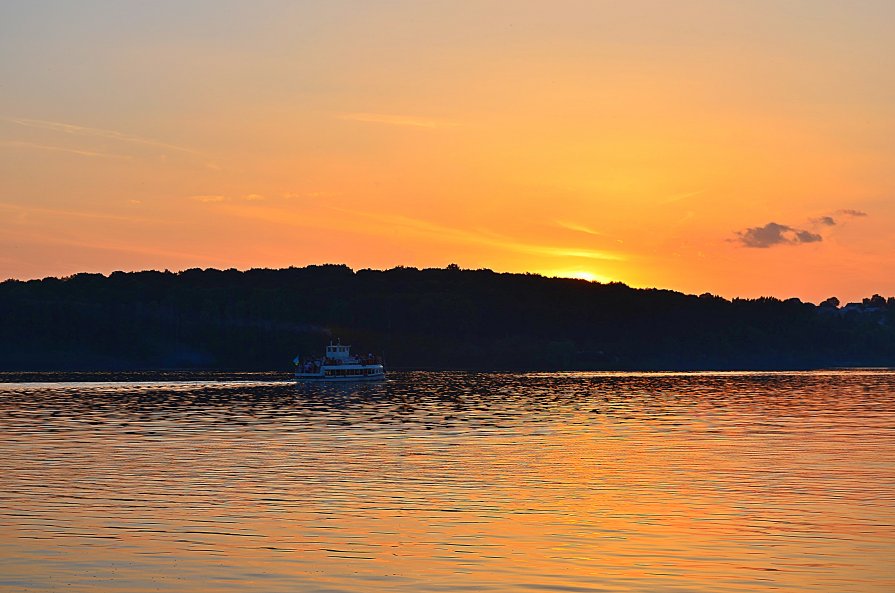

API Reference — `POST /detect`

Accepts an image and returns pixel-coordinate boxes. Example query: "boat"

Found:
[293,341,385,382]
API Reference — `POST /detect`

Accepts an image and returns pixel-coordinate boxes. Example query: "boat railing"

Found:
[297,355,383,369]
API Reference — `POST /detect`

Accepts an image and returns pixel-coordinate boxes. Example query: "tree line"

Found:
[1,264,893,371]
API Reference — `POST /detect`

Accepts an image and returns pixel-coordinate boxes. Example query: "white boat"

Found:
[293,341,385,382]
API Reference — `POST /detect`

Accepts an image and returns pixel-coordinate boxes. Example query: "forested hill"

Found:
[1,264,893,371]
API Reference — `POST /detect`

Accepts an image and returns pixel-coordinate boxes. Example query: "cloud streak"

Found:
[0,201,179,225]
[811,209,868,227]
[4,116,199,155]
[554,220,605,236]
[338,112,458,129]
[0,140,131,160]
[189,194,266,204]
[1,226,228,264]
[659,189,706,205]
[334,209,625,261]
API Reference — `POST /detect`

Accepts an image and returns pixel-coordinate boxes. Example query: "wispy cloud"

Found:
[534,246,625,260]
[554,220,627,245]
[337,210,625,261]
[0,201,179,225]
[659,189,706,205]
[338,112,458,129]
[3,116,199,155]
[811,209,867,227]
[189,194,265,204]
[554,220,605,236]
[1,226,227,264]
[194,199,626,262]
[0,140,131,160]
[190,195,227,203]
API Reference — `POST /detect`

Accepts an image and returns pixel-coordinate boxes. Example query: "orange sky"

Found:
[1,1,893,303]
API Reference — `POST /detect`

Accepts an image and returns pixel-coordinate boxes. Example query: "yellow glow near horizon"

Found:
[570,271,598,282]
[549,270,610,284]
[0,2,893,302]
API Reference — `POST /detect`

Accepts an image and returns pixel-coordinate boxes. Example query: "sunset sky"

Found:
[1,1,893,302]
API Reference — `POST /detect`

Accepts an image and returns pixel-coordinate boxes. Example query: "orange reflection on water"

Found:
[1,371,893,592]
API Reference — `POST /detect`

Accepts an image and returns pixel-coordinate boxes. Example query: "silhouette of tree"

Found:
[0,265,893,371]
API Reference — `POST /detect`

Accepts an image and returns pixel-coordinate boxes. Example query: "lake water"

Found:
[1,371,893,593]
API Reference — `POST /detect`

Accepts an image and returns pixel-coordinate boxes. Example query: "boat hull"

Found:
[294,364,386,383]
[294,373,385,383]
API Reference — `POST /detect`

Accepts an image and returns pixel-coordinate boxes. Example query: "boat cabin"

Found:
[326,342,352,360]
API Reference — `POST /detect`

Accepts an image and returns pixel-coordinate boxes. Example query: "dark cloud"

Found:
[809,209,869,228]
[736,209,867,248]
[736,222,822,248]
[795,229,823,243]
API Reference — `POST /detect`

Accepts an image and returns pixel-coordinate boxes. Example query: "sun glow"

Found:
[0,2,892,302]
[552,270,609,284]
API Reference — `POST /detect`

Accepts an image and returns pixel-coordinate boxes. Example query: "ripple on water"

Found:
[1,370,894,593]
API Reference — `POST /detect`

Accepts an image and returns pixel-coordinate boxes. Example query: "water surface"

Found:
[1,371,893,592]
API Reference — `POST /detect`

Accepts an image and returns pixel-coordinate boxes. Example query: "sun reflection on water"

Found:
[0,370,893,592]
